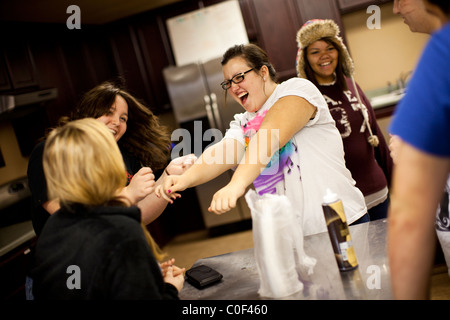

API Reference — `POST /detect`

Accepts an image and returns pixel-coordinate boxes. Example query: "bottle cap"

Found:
[323,188,338,204]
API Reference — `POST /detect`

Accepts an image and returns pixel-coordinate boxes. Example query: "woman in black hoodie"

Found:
[30,118,184,299]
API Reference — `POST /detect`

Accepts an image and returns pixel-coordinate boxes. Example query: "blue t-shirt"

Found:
[389,23,450,157]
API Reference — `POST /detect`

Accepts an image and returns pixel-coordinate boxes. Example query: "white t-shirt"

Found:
[224,78,367,236]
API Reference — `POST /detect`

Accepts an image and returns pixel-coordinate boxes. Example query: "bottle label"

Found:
[328,201,347,223]
[322,200,358,270]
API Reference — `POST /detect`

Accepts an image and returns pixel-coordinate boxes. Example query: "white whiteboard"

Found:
[166,0,249,66]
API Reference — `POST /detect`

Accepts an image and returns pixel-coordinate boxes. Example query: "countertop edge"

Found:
[0,220,36,257]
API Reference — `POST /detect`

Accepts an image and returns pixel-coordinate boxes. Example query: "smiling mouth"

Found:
[319,61,332,67]
[238,92,248,104]
[109,128,117,136]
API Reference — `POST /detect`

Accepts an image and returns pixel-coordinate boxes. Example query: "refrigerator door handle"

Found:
[210,93,223,132]
[203,95,216,129]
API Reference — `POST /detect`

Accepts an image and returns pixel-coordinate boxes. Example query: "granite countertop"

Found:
[0,220,36,257]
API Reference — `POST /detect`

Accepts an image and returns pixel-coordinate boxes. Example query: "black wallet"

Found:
[185,265,223,289]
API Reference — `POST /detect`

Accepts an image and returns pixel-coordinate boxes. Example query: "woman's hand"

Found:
[138,156,197,224]
[160,258,175,276]
[163,265,185,292]
[160,258,185,277]
[165,154,197,176]
[389,134,400,164]
[122,167,155,204]
[155,175,190,203]
[208,181,247,215]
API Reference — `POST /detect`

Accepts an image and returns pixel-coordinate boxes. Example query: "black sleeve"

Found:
[27,140,51,235]
[120,149,143,185]
[27,141,47,205]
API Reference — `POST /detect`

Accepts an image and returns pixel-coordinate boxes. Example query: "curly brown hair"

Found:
[60,80,171,170]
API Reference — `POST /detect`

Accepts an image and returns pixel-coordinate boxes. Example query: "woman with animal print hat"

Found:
[296,19,393,221]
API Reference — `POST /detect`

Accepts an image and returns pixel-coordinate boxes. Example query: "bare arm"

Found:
[209,96,317,214]
[388,138,450,299]
[180,138,243,187]
[139,154,197,225]
[138,170,172,224]
[155,138,244,202]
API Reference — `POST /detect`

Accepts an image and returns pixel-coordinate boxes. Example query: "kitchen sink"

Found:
[369,89,405,109]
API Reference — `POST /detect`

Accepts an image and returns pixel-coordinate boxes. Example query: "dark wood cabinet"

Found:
[294,0,345,31]
[238,0,259,41]
[3,42,38,90]
[131,15,174,112]
[247,0,302,81]
[57,28,118,101]
[30,38,78,125]
[0,55,12,91]
[28,25,118,126]
[109,23,156,111]
[78,29,118,87]
[0,41,39,92]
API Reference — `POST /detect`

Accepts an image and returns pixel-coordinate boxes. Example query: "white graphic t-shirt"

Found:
[224,78,367,236]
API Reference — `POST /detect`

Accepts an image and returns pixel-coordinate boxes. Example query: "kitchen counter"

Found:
[370,90,405,110]
[0,220,35,257]
[180,219,392,300]
[366,86,405,110]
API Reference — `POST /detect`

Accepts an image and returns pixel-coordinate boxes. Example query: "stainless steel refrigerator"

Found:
[163,57,251,228]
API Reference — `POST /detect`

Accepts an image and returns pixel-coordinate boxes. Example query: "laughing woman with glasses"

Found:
[156,43,368,236]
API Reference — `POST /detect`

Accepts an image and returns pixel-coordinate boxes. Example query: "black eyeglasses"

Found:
[220,68,254,90]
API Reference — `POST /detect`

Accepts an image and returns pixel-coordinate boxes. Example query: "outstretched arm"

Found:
[155,138,245,202]
[209,95,317,214]
[138,154,196,225]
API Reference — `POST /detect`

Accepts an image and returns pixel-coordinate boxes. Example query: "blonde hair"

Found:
[44,118,127,206]
[43,118,165,260]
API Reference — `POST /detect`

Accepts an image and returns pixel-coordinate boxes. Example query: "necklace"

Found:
[320,79,336,86]
[318,72,336,86]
